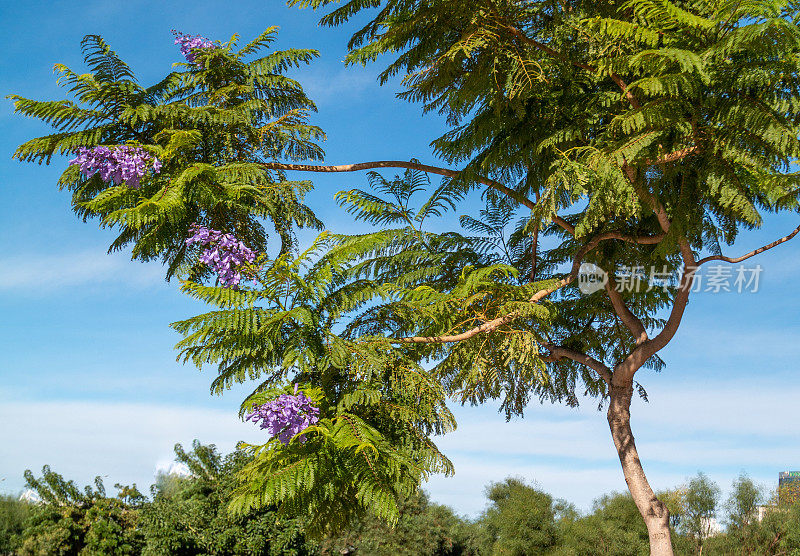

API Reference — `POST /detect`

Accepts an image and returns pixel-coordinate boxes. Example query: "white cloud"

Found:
[629,377,800,442]
[438,375,800,461]
[0,250,163,291]
[0,400,259,495]
[154,461,191,478]
[424,375,800,515]
[1,375,796,517]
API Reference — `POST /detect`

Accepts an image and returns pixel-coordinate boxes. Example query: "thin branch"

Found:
[624,163,673,235]
[393,225,665,345]
[504,26,641,110]
[261,160,575,234]
[529,222,540,281]
[600,230,665,245]
[646,145,699,165]
[557,217,576,235]
[264,161,672,247]
[605,275,648,345]
[697,222,800,265]
[540,343,612,384]
[618,243,697,382]
[638,260,695,358]
[393,275,571,344]
[609,75,642,110]
[394,231,611,344]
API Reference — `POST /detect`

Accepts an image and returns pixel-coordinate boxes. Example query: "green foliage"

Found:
[284,0,800,394]
[140,441,312,555]
[294,0,800,233]
[9,29,324,278]
[16,467,145,555]
[10,458,800,556]
[556,492,650,556]
[172,168,573,531]
[262,2,800,542]
[173,195,460,531]
[677,472,722,553]
[702,499,800,555]
[0,494,32,554]
[477,478,560,555]
[726,473,764,532]
[178,0,800,531]
[321,491,479,555]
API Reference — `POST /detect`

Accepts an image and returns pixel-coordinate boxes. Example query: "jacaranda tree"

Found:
[9,29,324,278]
[10,2,800,554]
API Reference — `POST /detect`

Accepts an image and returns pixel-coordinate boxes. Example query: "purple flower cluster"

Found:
[172,30,216,65]
[69,146,161,188]
[246,386,320,445]
[185,224,256,287]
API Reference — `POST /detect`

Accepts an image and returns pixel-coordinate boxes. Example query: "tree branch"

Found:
[393,275,571,344]
[604,275,648,345]
[261,160,575,234]
[529,222,540,281]
[504,26,641,110]
[279,159,667,348]
[624,163,673,234]
[613,163,703,383]
[617,242,697,381]
[600,230,666,245]
[394,230,612,344]
[697,222,800,265]
[541,343,612,383]
[646,145,699,166]
[639,261,695,358]
[264,161,672,247]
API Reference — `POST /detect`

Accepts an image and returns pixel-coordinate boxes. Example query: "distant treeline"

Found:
[2,442,799,555]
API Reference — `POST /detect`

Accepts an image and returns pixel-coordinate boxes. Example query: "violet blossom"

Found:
[246,385,320,445]
[69,146,161,188]
[173,30,217,65]
[185,224,256,287]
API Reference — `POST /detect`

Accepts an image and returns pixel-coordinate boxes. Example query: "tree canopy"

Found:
[10,30,324,278]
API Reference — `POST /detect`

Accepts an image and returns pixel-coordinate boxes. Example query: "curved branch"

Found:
[394,275,571,344]
[504,26,641,110]
[639,264,694,358]
[394,230,611,344]
[264,161,672,247]
[541,343,612,384]
[697,222,800,265]
[601,230,666,245]
[640,223,797,365]
[604,275,648,345]
[617,242,697,381]
[624,164,674,235]
[261,160,575,234]
[612,163,700,381]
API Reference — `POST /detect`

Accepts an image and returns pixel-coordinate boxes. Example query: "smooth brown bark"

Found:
[608,382,674,556]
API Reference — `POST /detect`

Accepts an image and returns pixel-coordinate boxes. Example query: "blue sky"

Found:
[1,0,799,518]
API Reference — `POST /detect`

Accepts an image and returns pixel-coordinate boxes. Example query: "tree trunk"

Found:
[608,382,674,556]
